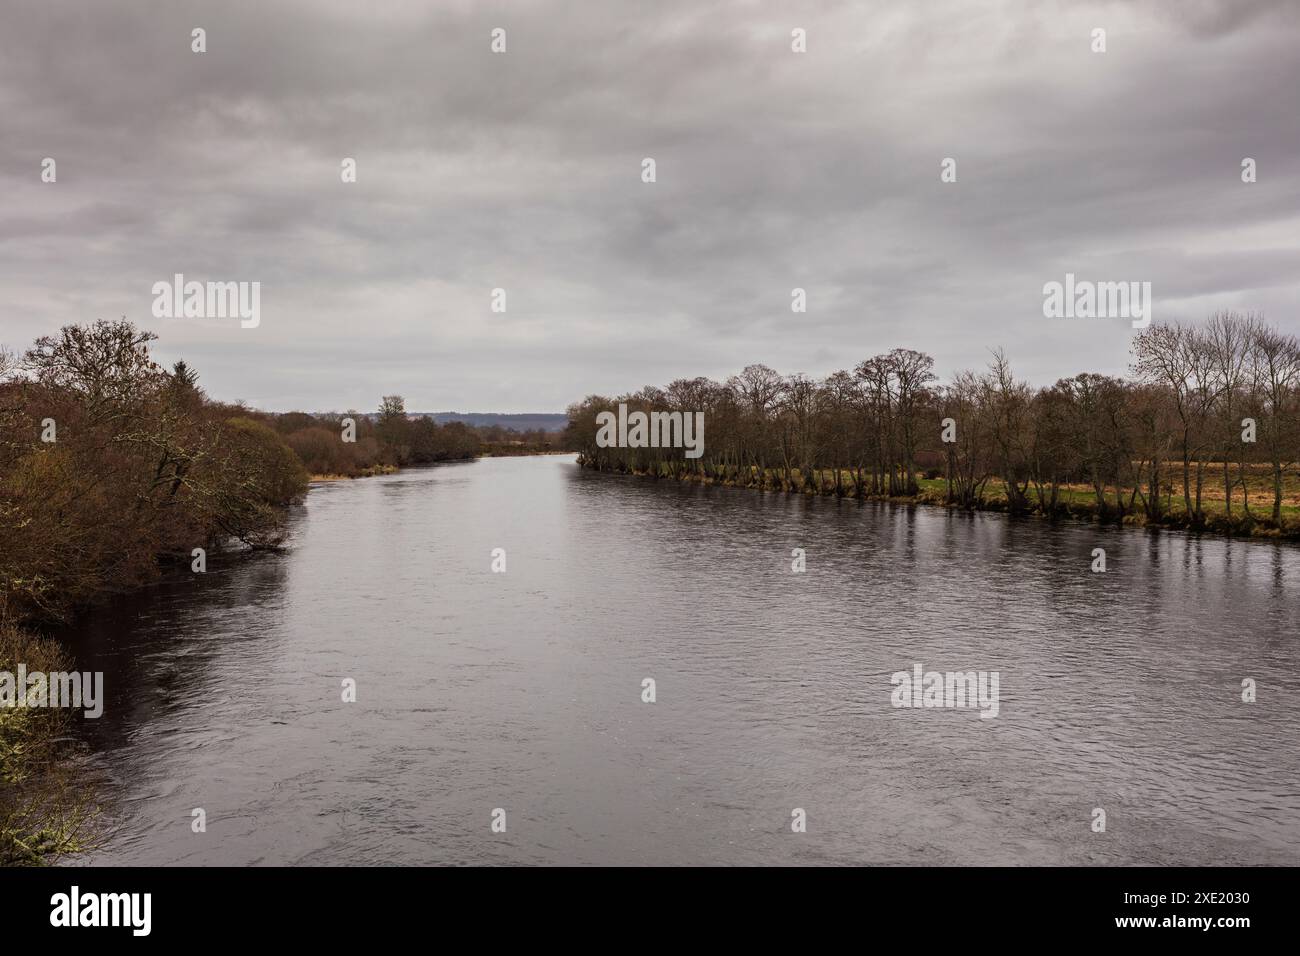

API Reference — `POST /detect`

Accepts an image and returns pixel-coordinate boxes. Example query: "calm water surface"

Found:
[65,455,1300,865]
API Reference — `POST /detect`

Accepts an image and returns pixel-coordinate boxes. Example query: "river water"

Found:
[64,454,1300,865]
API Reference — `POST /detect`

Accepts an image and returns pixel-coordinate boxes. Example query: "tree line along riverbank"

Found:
[567,312,1300,540]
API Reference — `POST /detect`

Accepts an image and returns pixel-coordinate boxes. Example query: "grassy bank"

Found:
[310,463,401,481]
[478,447,576,458]
[0,623,100,865]
[583,458,1300,540]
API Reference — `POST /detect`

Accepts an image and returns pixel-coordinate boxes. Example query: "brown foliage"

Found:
[0,320,308,622]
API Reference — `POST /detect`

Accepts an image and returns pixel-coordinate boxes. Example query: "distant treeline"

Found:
[568,312,1300,536]
[278,401,568,476]
[428,411,569,433]
[277,397,480,478]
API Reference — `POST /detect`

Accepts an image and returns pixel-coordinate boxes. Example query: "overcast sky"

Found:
[2,0,1298,412]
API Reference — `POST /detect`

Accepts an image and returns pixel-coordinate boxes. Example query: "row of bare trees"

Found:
[568,312,1300,529]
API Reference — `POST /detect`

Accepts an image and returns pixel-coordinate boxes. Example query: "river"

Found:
[64,454,1300,865]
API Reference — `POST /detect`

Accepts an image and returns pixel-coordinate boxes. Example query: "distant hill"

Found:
[421,412,568,433]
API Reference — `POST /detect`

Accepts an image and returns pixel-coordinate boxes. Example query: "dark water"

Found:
[64,455,1300,865]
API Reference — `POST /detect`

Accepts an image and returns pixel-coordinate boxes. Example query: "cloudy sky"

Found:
[2,0,1298,412]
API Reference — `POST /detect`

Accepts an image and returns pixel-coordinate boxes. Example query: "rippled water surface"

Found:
[66,455,1300,865]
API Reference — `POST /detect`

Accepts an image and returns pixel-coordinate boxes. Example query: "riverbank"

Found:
[312,448,576,479]
[478,448,576,458]
[0,623,99,865]
[310,464,400,482]
[580,459,1300,541]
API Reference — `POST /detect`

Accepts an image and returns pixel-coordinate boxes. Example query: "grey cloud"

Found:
[1,0,1297,412]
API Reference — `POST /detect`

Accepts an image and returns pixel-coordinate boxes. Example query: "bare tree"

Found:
[1249,323,1300,523]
